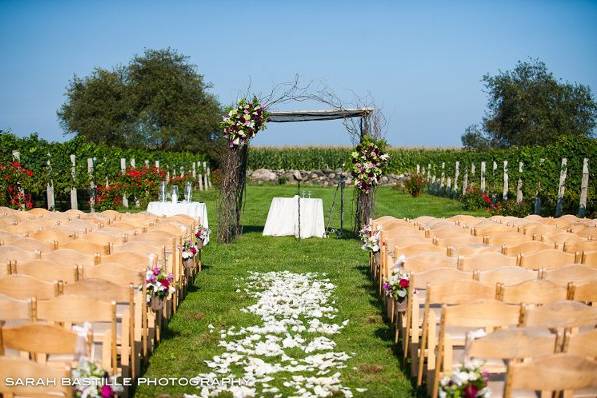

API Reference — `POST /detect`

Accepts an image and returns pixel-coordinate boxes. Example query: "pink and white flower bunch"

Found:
[194,224,210,244]
[182,240,198,260]
[359,223,382,252]
[221,97,269,148]
[144,264,175,301]
[439,359,490,398]
[383,269,410,302]
[350,138,390,193]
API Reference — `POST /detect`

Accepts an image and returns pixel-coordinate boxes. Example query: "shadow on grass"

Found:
[356,262,424,396]
[241,225,265,234]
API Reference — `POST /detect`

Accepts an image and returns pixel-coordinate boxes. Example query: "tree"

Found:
[58,48,223,159]
[462,59,597,149]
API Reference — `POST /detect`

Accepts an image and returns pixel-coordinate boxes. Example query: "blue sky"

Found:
[0,0,596,147]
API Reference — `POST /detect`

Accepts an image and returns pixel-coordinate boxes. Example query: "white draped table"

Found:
[146,201,210,244]
[263,196,325,239]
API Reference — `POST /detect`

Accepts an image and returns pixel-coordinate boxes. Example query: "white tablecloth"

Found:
[146,201,209,244]
[263,196,325,239]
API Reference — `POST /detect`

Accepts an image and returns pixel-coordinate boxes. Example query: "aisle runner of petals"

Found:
[186,271,363,398]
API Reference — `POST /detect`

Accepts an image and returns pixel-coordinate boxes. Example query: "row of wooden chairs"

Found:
[0,207,202,397]
[369,215,597,397]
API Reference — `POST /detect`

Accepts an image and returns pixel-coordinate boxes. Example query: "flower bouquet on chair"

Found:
[383,269,410,312]
[194,224,210,249]
[144,264,175,311]
[439,360,490,398]
[182,240,198,272]
[71,357,123,398]
[359,223,382,253]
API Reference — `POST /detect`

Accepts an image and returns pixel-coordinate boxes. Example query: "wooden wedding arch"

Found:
[217,107,376,243]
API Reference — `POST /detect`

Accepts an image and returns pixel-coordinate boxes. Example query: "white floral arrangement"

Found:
[359,223,382,252]
[439,359,490,398]
[71,357,123,398]
[383,269,410,302]
[182,240,198,260]
[221,97,269,148]
[194,224,210,245]
[350,138,390,193]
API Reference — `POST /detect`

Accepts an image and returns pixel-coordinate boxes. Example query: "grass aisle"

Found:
[135,186,484,398]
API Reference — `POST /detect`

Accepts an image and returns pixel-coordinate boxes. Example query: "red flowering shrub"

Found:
[0,161,34,209]
[93,166,167,210]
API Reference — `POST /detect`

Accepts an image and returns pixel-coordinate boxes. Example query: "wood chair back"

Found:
[503,354,597,398]
[519,249,578,270]
[0,356,73,397]
[0,274,59,300]
[475,266,538,286]
[15,260,79,283]
[498,279,568,305]
[457,252,517,272]
[543,264,597,285]
[522,300,597,328]
[0,294,34,321]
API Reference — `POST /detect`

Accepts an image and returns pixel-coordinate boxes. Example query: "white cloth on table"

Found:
[146,201,209,244]
[263,196,325,239]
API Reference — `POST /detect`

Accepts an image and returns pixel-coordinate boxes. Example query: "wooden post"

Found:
[87,158,95,212]
[446,177,452,191]
[534,158,545,215]
[203,161,209,190]
[555,158,568,217]
[120,158,128,208]
[427,163,431,181]
[166,169,170,183]
[480,161,486,193]
[578,158,589,217]
[155,160,160,170]
[70,154,78,210]
[503,160,508,200]
[144,159,149,167]
[516,161,524,204]
[416,164,420,174]
[192,162,196,179]
[180,166,184,177]
[130,158,136,168]
[453,161,460,193]
[440,162,445,188]
[198,174,204,191]
[493,161,498,192]
[471,163,476,176]
[12,150,20,162]
[462,168,469,195]
[46,155,55,211]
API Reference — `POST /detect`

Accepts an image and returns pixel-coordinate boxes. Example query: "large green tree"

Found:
[462,59,596,148]
[58,48,223,159]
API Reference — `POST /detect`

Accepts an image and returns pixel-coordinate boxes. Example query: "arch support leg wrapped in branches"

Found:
[217,145,248,243]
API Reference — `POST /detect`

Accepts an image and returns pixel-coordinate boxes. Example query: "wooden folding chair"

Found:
[475,266,539,286]
[10,237,54,253]
[30,228,72,246]
[0,294,35,324]
[13,260,79,283]
[0,274,59,300]
[498,279,568,305]
[416,280,495,385]
[522,301,597,329]
[63,279,140,378]
[457,252,517,272]
[519,249,578,270]
[45,248,100,267]
[503,354,597,398]
[431,300,522,397]
[543,264,597,286]
[61,240,110,255]
[0,323,90,366]
[501,240,552,256]
[567,280,597,304]
[0,356,73,397]
[0,245,39,263]
[581,250,597,266]
[36,295,118,376]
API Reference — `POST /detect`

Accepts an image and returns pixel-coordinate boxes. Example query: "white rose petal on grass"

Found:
[189,271,360,397]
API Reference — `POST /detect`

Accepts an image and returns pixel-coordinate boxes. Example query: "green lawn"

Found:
[134,185,485,398]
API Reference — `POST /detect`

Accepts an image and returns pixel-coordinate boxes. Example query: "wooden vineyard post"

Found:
[480,161,486,193]
[440,162,445,188]
[120,158,128,208]
[416,164,420,174]
[206,165,212,189]
[155,160,160,170]
[534,158,545,215]
[503,160,509,200]
[462,167,469,195]
[70,154,78,210]
[427,163,431,181]
[46,154,55,210]
[493,161,498,192]
[555,158,568,217]
[192,162,196,180]
[516,161,524,204]
[578,158,589,217]
[454,161,460,193]
[203,161,209,190]
[87,158,95,212]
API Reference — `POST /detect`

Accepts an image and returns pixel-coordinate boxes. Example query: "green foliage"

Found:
[463,59,596,148]
[404,173,426,197]
[58,48,223,160]
[460,186,490,211]
[249,136,596,216]
[0,132,206,200]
